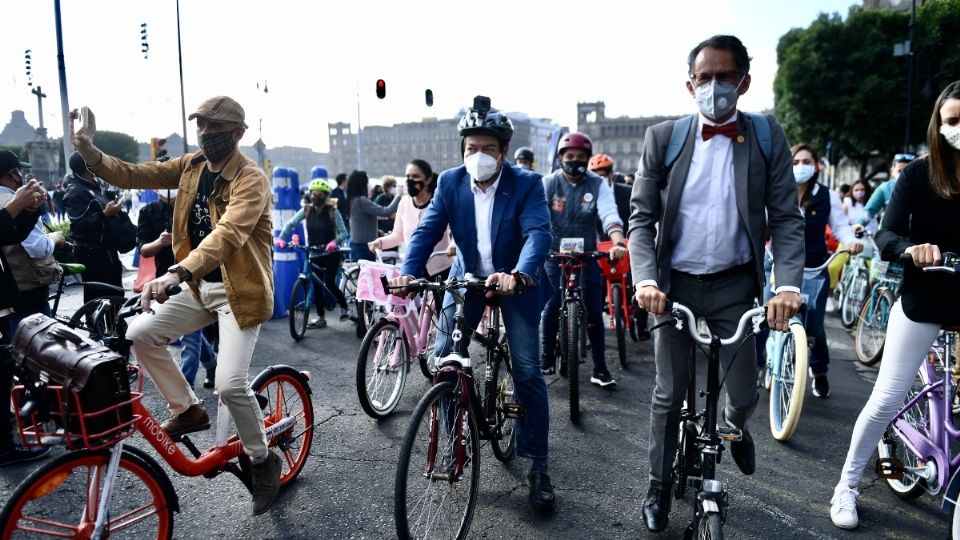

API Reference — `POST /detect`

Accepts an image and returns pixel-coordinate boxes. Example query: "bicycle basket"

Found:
[596,240,630,281]
[356,259,410,307]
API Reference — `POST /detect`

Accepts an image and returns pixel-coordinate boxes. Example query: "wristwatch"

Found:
[615,241,627,248]
[167,265,192,283]
[511,271,534,292]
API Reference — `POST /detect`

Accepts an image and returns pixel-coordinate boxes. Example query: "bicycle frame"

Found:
[378,291,437,369]
[296,247,347,309]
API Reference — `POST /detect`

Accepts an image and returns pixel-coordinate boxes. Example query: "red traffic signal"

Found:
[425,89,433,107]
[376,79,386,99]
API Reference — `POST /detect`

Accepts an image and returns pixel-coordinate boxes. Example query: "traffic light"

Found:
[150,138,167,161]
[140,23,149,59]
[376,79,386,99]
[425,89,434,107]
[24,50,32,87]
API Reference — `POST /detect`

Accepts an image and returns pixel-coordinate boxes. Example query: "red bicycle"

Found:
[596,240,646,369]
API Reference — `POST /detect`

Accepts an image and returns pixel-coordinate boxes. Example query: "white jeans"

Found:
[839,300,941,486]
[126,280,267,459]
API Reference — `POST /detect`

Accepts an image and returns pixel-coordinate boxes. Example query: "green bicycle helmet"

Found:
[308,178,331,192]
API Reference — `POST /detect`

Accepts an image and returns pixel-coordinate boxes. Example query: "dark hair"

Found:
[926,80,960,199]
[69,152,88,176]
[346,170,369,205]
[335,172,348,186]
[850,178,873,202]
[409,159,439,194]
[837,183,851,195]
[688,35,751,76]
[791,143,820,211]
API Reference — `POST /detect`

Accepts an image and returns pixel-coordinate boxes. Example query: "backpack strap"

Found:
[663,115,695,170]
[744,112,772,162]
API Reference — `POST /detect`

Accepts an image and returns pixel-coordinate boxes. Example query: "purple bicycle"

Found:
[875,252,960,534]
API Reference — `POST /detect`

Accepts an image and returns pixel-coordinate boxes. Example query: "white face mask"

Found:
[793,163,816,184]
[388,187,396,196]
[464,152,500,182]
[940,124,960,151]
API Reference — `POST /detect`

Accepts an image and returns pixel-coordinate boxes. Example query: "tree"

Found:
[773,0,960,177]
[93,131,140,163]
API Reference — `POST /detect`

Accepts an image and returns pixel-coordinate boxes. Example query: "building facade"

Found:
[576,101,682,175]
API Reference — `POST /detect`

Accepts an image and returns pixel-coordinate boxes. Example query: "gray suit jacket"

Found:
[627,112,804,296]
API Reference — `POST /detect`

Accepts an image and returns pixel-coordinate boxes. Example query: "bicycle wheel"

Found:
[672,419,701,499]
[68,296,124,341]
[395,381,479,540]
[356,300,374,339]
[251,366,315,488]
[418,303,441,380]
[356,319,408,419]
[489,337,516,462]
[855,289,894,366]
[0,449,174,539]
[695,509,724,539]
[840,269,868,329]
[876,365,929,499]
[613,284,627,369]
[289,277,310,341]
[769,322,809,441]
[566,301,581,424]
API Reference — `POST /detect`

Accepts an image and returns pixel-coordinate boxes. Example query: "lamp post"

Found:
[53,0,73,160]
[176,0,188,153]
[904,0,916,152]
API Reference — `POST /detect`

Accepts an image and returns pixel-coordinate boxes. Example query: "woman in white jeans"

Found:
[831,80,960,530]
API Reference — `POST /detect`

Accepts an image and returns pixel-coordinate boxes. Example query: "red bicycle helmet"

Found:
[557,132,593,156]
[588,153,614,172]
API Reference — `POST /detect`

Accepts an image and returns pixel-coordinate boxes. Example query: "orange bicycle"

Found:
[1,291,315,539]
[597,240,646,368]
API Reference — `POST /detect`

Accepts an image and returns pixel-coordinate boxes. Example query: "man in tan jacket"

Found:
[69,96,280,515]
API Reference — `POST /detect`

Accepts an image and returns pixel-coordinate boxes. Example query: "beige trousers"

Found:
[126,280,267,459]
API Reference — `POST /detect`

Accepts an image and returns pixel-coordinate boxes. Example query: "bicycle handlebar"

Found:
[899,251,959,274]
[548,251,605,262]
[380,274,496,296]
[806,249,849,273]
[666,301,768,346]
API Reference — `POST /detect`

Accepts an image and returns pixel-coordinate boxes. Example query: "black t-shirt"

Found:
[137,200,175,277]
[189,169,223,282]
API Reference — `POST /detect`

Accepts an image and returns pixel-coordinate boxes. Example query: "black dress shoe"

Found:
[642,485,671,532]
[730,427,755,475]
[528,472,556,514]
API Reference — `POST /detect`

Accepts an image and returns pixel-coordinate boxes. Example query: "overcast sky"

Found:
[4,0,857,152]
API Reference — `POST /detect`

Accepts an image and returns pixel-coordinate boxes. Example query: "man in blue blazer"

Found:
[392,96,555,513]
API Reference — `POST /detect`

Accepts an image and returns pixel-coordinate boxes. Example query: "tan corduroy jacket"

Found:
[90,149,274,328]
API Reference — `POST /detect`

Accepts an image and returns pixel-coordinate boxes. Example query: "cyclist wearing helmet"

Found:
[854,153,915,230]
[514,146,535,171]
[541,133,627,387]
[277,178,350,327]
[389,96,556,513]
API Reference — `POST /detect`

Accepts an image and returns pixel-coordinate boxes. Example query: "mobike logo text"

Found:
[143,415,177,455]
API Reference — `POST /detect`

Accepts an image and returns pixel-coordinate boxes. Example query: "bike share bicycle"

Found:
[873,252,960,536]
[597,239,638,369]
[652,301,767,539]
[763,249,847,441]
[1,286,315,540]
[387,275,519,540]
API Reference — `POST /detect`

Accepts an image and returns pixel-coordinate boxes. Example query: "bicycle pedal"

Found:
[875,457,905,480]
[503,403,525,418]
[717,426,742,442]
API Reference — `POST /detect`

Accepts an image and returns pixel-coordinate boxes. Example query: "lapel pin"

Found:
[736,135,745,144]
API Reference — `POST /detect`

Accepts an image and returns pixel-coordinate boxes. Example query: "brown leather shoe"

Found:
[251,451,282,515]
[160,403,210,438]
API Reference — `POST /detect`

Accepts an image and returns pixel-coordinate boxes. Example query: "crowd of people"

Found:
[0,31,957,537]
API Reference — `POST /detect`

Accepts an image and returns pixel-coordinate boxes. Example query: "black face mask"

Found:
[199,131,237,163]
[311,194,327,206]
[406,179,425,197]
[561,160,588,177]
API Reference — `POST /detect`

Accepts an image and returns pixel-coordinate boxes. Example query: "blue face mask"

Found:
[694,76,745,121]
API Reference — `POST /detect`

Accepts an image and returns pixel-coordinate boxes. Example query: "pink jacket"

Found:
[379,195,453,277]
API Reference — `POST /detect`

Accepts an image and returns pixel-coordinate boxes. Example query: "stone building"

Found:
[576,102,681,175]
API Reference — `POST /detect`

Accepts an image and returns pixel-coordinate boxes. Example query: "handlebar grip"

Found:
[899,252,914,265]
[19,399,37,420]
[165,284,182,297]
[380,275,391,293]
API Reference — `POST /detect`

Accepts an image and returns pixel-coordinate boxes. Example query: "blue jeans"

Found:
[540,259,607,372]
[350,242,375,262]
[179,329,217,388]
[802,268,830,375]
[433,289,549,461]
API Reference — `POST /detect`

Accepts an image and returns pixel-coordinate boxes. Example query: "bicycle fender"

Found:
[251,365,314,395]
[123,445,181,513]
[943,468,960,513]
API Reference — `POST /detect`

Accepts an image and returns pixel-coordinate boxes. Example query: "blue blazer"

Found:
[401,163,552,326]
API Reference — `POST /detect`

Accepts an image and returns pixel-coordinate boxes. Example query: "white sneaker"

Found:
[825,296,838,313]
[830,483,859,529]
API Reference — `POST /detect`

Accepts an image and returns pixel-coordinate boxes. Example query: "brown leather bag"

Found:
[12,314,132,442]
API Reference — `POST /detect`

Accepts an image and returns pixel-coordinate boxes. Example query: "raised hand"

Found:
[68,106,97,150]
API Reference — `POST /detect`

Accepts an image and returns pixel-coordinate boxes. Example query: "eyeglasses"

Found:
[893,153,915,162]
[690,71,744,87]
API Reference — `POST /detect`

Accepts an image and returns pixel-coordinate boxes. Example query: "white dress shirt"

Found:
[471,170,502,277]
[670,112,752,273]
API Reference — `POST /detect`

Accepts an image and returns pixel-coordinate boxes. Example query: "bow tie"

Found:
[701,122,738,141]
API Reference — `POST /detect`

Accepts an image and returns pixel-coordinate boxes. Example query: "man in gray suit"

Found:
[628,35,805,533]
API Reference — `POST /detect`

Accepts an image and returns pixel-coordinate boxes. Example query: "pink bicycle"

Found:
[355,251,448,419]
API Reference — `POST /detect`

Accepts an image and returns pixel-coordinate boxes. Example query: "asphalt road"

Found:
[0,278,950,539]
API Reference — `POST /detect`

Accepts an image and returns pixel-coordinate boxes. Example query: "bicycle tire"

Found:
[489,335,517,462]
[418,303,440,380]
[695,509,724,539]
[567,300,581,424]
[356,300,374,339]
[840,269,868,329]
[356,319,408,419]
[672,419,701,499]
[289,277,310,341]
[876,365,929,499]
[251,366,315,488]
[855,289,894,366]
[769,322,809,441]
[613,285,627,368]
[68,296,124,341]
[0,449,174,539]
[395,381,479,540]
